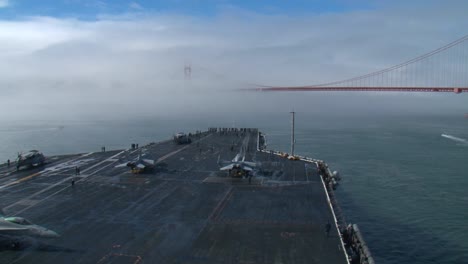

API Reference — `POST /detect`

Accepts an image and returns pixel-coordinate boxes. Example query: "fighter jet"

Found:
[115,151,155,174]
[0,210,59,251]
[0,217,59,239]
[219,154,257,177]
[16,150,46,171]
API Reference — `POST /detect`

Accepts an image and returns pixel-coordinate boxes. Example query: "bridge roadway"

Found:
[0,130,347,264]
[254,86,468,93]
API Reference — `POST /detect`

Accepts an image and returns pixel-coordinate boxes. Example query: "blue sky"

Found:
[0,0,375,19]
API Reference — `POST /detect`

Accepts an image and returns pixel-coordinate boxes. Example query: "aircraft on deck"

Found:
[115,151,155,174]
[219,154,257,177]
[16,150,46,171]
[0,209,60,250]
[0,208,59,248]
[0,217,59,239]
[173,132,192,144]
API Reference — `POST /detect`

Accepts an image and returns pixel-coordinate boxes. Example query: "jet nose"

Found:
[42,229,60,238]
[32,227,60,238]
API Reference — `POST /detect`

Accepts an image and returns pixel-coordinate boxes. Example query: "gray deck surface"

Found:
[0,130,347,264]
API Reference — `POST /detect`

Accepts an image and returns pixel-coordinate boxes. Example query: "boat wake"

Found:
[441,134,468,144]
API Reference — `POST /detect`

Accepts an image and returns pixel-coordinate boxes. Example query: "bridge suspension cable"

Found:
[251,34,468,93]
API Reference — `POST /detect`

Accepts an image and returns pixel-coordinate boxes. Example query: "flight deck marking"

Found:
[209,187,234,221]
[111,181,170,220]
[0,152,95,191]
[156,145,191,163]
[8,143,182,215]
[156,134,213,163]
[5,136,211,215]
[82,159,120,176]
[80,150,126,174]
[6,150,127,215]
[84,146,156,176]
[5,176,74,212]
[14,172,41,184]
[0,171,40,190]
[97,253,142,264]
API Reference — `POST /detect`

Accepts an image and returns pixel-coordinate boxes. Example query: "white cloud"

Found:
[0,17,91,56]
[129,2,143,10]
[0,0,9,8]
[0,1,467,120]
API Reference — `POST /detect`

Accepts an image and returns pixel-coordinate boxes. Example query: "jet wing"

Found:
[142,159,155,165]
[241,166,253,171]
[220,164,235,171]
[115,163,129,168]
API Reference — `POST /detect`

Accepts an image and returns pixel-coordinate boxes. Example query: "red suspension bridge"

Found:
[242,34,468,93]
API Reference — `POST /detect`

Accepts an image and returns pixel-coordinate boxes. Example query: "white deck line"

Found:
[256,131,350,264]
[317,163,350,264]
[156,134,213,163]
[7,134,214,215]
[8,150,127,215]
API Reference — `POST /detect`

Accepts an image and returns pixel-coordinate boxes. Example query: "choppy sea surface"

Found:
[1,113,467,264]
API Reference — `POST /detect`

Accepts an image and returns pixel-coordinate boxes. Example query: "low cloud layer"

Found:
[1,1,467,120]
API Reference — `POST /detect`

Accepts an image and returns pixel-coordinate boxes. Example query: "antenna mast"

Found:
[290,111,295,156]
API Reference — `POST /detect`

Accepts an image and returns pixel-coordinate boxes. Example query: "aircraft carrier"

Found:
[0,128,373,264]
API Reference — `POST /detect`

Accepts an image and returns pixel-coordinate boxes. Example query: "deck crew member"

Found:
[325,222,331,237]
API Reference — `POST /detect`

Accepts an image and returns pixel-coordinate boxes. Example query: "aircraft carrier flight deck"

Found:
[0,129,365,264]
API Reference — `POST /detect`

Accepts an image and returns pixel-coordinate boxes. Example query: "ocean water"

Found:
[267,113,468,264]
[0,113,467,264]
